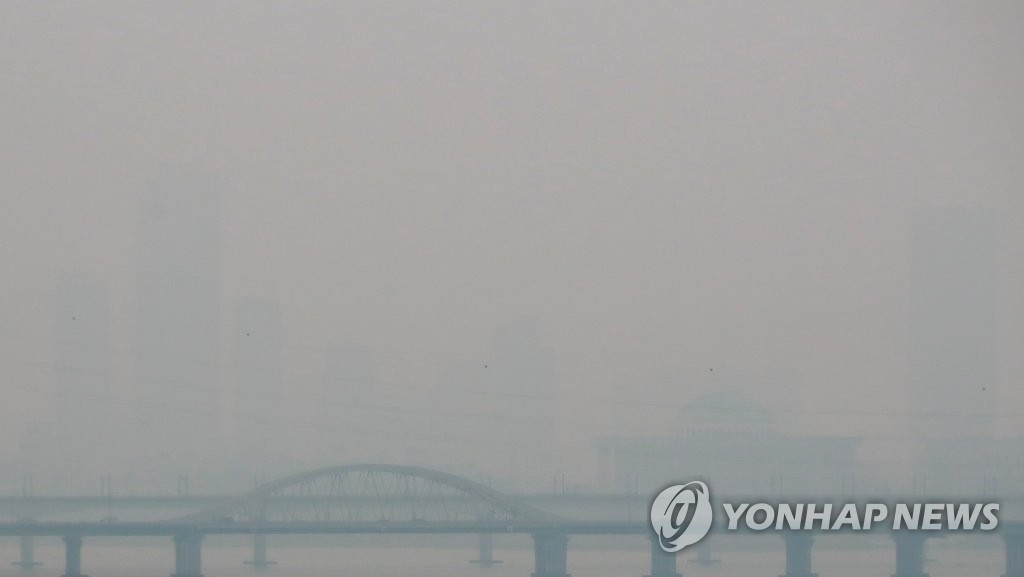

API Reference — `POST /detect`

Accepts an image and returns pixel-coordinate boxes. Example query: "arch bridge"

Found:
[175,463,560,525]
[3,464,1022,577]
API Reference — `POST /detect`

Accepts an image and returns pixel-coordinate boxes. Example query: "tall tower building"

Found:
[53,273,113,487]
[320,342,376,461]
[231,298,283,465]
[134,171,222,473]
[488,319,558,488]
[431,360,491,475]
[907,206,997,439]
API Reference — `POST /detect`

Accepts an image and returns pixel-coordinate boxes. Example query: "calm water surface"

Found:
[0,534,1004,577]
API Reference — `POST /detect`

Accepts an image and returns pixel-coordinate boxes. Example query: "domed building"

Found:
[677,390,777,434]
[594,391,861,497]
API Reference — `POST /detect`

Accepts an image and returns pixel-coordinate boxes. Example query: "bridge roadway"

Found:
[2,518,1024,577]
[0,519,646,537]
[6,493,1023,522]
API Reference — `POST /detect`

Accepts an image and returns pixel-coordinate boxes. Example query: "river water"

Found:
[0,533,1006,577]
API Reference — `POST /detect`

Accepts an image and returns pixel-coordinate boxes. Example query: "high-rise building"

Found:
[134,171,222,472]
[52,273,114,487]
[907,206,997,439]
[906,206,1001,495]
[488,319,558,486]
[319,342,377,461]
[231,298,283,465]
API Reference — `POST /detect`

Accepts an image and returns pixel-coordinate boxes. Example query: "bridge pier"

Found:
[12,535,42,571]
[891,533,928,577]
[689,540,719,566]
[1004,532,1024,577]
[243,534,276,570]
[470,533,502,567]
[62,535,86,577]
[532,532,569,577]
[172,532,204,577]
[780,533,816,577]
[645,534,680,577]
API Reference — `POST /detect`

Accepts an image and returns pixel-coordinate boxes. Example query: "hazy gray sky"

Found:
[1,2,1022,490]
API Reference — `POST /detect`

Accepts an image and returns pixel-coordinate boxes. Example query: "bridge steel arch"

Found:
[174,464,561,524]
